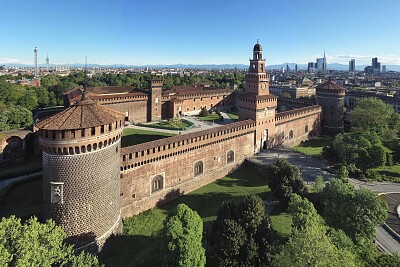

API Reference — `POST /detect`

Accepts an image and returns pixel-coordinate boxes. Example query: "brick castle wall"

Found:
[43,140,122,249]
[273,105,322,147]
[119,120,256,217]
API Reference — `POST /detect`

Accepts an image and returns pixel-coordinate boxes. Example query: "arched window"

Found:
[194,161,204,177]
[305,125,309,133]
[289,130,294,139]
[68,147,74,155]
[87,144,92,152]
[75,146,80,154]
[227,150,234,164]
[93,143,97,150]
[151,175,163,193]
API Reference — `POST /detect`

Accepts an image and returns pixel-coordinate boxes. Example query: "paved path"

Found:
[126,114,233,135]
[0,171,42,191]
[250,148,400,254]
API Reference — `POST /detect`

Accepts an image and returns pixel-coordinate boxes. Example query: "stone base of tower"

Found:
[73,212,123,253]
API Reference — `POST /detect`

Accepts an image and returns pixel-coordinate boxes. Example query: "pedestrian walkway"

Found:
[0,171,42,191]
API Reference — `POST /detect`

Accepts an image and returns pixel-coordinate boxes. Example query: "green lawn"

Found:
[121,128,175,147]
[197,113,221,122]
[0,156,43,180]
[292,136,333,158]
[146,119,192,130]
[226,112,239,121]
[373,164,400,182]
[103,165,290,267]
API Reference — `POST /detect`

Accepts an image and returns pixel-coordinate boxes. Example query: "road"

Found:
[250,148,400,254]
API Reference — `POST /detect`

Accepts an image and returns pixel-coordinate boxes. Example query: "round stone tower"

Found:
[36,91,125,251]
[316,79,345,135]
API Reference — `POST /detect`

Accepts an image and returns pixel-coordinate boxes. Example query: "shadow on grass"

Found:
[101,234,162,267]
[378,170,400,179]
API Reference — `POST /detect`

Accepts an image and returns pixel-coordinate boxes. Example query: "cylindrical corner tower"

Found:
[36,93,126,251]
[316,79,345,135]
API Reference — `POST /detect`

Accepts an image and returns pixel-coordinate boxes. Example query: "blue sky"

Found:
[1,0,399,65]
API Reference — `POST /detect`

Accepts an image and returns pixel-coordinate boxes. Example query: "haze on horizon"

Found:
[1,0,400,66]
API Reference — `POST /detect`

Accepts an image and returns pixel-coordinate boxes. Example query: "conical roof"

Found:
[316,79,345,92]
[35,94,125,130]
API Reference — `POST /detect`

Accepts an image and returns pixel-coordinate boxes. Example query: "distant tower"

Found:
[323,50,327,72]
[295,64,298,73]
[316,79,345,135]
[237,41,277,151]
[36,94,126,251]
[46,54,50,73]
[34,47,39,77]
[149,79,163,121]
[349,59,355,73]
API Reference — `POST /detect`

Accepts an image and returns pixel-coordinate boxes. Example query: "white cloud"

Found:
[0,57,32,65]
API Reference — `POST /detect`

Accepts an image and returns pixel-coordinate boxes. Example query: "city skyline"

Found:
[1,0,400,66]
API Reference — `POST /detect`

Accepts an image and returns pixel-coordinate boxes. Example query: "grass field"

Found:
[144,119,193,130]
[292,136,332,158]
[374,164,400,182]
[121,128,175,147]
[226,112,239,121]
[103,165,291,267]
[197,114,221,122]
[0,156,42,180]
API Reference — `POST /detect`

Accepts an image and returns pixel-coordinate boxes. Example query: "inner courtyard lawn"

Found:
[292,135,333,158]
[147,119,191,130]
[196,113,221,122]
[103,165,291,267]
[121,128,175,147]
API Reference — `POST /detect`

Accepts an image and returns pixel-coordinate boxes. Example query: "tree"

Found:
[276,196,358,267]
[267,158,305,201]
[337,165,349,181]
[288,194,319,231]
[163,204,205,267]
[313,175,325,192]
[0,105,33,131]
[0,216,100,266]
[323,178,387,241]
[349,97,400,141]
[210,196,274,267]
[198,107,209,117]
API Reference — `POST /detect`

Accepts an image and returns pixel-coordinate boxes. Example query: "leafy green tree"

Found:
[276,196,358,267]
[0,216,100,266]
[210,196,273,267]
[163,204,205,267]
[237,195,266,234]
[323,178,387,241]
[288,194,319,231]
[0,105,33,131]
[350,97,400,141]
[267,158,305,201]
[337,165,349,181]
[198,107,209,117]
[313,175,325,192]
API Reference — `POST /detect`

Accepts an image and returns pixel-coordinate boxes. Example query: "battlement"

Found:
[275,105,322,124]
[151,79,163,87]
[120,120,256,171]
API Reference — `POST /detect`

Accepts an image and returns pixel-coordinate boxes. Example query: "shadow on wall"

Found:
[156,188,183,207]
[0,133,35,164]
[68,231,98,253]
[308,118,321,139]
[270,131,285,148]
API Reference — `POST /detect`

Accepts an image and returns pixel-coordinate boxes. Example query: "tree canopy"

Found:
[163,204,205,267]
[322,178,387,241]
[349,97,400,141]
[0,216,100,266]
[267,158,305,201]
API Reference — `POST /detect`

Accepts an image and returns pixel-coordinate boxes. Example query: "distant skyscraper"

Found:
[295,64,298,73]
[372,57,381,73]
[308,62,316,73]
[286,64,290,73]
[349,59,355,72]
[382,65,387,73]
[316,51,327,72]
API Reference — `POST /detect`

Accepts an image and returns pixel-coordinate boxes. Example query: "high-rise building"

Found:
[316,51,327,72]
[286,64,290,73]
[295,64,298,73]
[308,62,316,73]
[349,59,355,72]
[382,65,387,73]
[372,57,378,69]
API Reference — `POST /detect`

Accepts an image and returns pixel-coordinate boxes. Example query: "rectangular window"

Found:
[91,127,96,136]
[109,123,112,131]
[71,130,76,138]
[81,129,85,137]
[101,125,104,134]
[61,130,65,139]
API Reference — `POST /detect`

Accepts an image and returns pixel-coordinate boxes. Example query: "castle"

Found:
[35,42,345,250]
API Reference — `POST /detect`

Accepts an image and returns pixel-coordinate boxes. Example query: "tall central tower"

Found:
[238,42,278,152]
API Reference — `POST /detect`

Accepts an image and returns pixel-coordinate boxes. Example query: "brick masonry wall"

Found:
[120,131,255,218]
[104,101,148,123]
[273,107,321,147]
[43,140,122,249]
